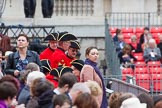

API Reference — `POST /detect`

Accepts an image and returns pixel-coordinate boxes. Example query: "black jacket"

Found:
[4,50,42,76]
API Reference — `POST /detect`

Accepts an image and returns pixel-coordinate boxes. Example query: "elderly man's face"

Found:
[149,42,155,49]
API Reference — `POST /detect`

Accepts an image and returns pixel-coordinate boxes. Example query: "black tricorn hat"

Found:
[41,59,52,74]
[70,41,80,49]
[57,31,77,41]
[50,66,73,78]
[44,32,59,41]
[71,59,84,71]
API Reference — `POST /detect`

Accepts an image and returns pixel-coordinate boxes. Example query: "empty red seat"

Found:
[122,27,133,33]
[135,61,147,68]
[149,67,162,74]
[134,55,144,61]
[123,33,134,39]
[122,68,133,74]
[136,74,150,90]
[150,27,162,33]
[136,33,142,39]
[124,39,131,44]
[135,27,144,33]
[147,61,161,68]
[152,33,161,39]
[135,67,148,74]
[152,74,162,91]
[110,27,117,33]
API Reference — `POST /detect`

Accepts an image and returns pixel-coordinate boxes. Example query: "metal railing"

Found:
[105,17,121,78]
[105,12,162,28]
[0,25,55,43]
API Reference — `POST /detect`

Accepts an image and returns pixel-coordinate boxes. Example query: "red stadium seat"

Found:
[147,61,161,68]
[110,27,117,33]
[136,74,150,90]
[152,33,161,39]
[149,67,162,74]
[150,27,162,33]
[136,33,142,39]
[133,52,143,56]
[122,68,134,74]
[134,55,144,61]
[135,27,144,33]
[110,33,116,37]
[122,27,133,33]
[135,61,147,68]
[152,74,162,91]
[135,67,148,74]
[124,39,131,44]
[123,33,134,39]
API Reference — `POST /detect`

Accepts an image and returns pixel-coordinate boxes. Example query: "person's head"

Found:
[57,32,77,51]
[85,47,99,63]
[71,60,84,78]
[52,94,71,108]
[0,75,20,91]
[154,100,162,108]
[26,71,45,86]
[137,93,154,108]
[44,33,58,50]
[69,82,91,103]
[122,44,131,54]
[67,41,80,58]
[16,34,29,49]
[120,97,146,108]
[0,81,18,106]
[116,29,122,36]
[148,39,157,49]
[144,27,150,35]
[84,80,102,97]
[20,63,40,84]
[131,35,137,43]
[118,92,136,107]
[30,78,54,97]
[58,41,71,51]
[118,34,124,41]
[58,73,77,93]
[73,93,98,108]
[49,40,58,50]
[109,92,123,108]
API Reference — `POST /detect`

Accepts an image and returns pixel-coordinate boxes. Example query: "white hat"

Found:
[120,97,147,108]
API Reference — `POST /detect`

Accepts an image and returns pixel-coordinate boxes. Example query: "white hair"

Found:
[27,71,45,86]
[70,82,91,94]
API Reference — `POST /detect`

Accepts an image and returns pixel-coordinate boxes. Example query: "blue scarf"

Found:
[85,59,108,108]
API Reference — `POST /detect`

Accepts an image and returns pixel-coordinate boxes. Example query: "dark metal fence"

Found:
[0,25,55,43]
[105,12,162,28]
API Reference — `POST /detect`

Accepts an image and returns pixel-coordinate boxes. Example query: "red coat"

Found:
[46,74,58,88]
[40,47,54,60]
[50,48,68,68]
[65,54,76,67]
